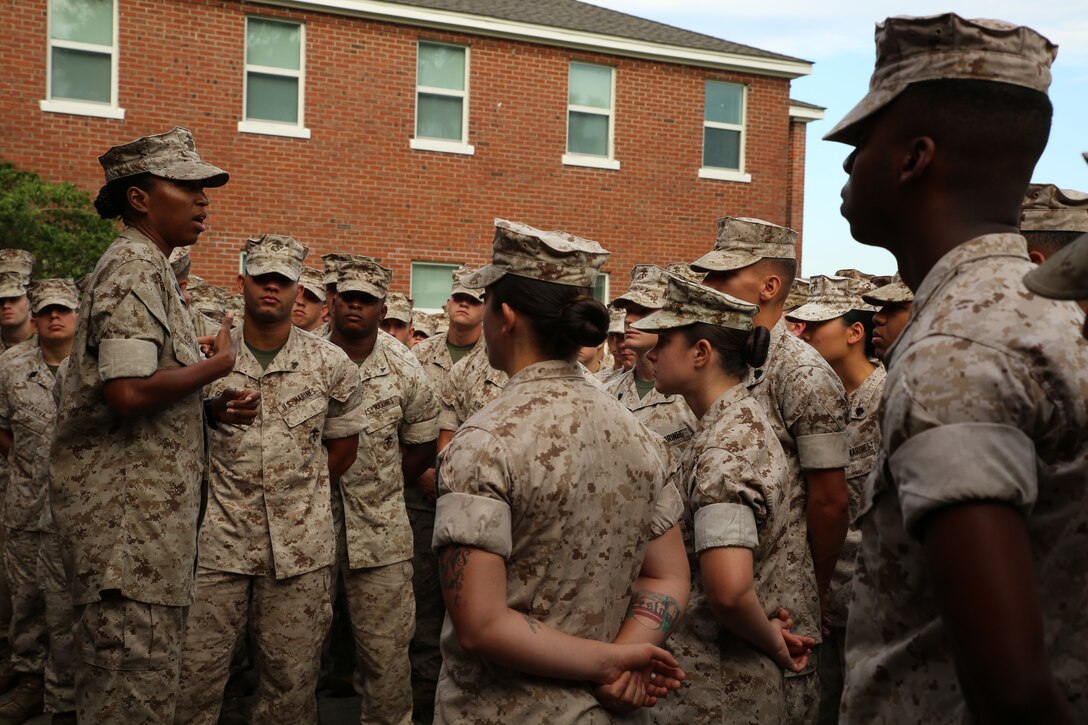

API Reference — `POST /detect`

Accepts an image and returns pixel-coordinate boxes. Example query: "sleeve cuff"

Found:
[401,417,439,445]
[694,502,758,552]
[650,482,683,538]
[438,409,460,432]
[797,431,849,470]
[323,407,367,440]
[892,423,1037,534]
[432,491,512,558]
[98,338,159,381]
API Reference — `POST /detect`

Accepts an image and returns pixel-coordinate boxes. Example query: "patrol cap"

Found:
[336,255,392,298]
[1023,232,1088,300]
[0,250,34,286]
[784,277,811,311]
[98,127,229,187]
[322,253,355,287]
[461,219,609,289]
[691,217,797,273]
[834,268,875,283]
[169,247,192,280]
[664,262,706,284]
[786,275,879,323]
[607,307,625,335]
[634,273,759,332]
[451,266,484,302]
[412,310,436,338]
[432,309,450,334]
[188,280,227,321]
[28,278,79,313]
[0,273,27,300]
[612,265,669,311]
[384,293,414,324]
[1020,184,1088,233]
[825,14,1058,144]
[862,272,915,305]
[244,234,309,282]
[225,293,245,320]
[298,267,327,302]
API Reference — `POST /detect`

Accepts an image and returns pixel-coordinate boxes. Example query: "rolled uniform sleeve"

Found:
[399,363,440,445]
[887,337,1042,535]
[690,448,768,553]
[432,426,513,557]
[323,355,367,440]
[437,364,463,432]
[783,364,850,470]
[97,286,168,382]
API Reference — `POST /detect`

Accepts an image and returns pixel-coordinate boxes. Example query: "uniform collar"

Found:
[849,364,885,419]
[700,383,751,428]
[25,347,56,388]
[746,317,787,388]
[235,325,306,379]
[507,359,582,386]
[356,332,392,380]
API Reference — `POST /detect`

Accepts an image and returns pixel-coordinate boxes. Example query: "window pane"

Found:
[568,111,609,156]
[593,273,609,303]
[412,265,457,310]
[418,43,465,91]
[416,94,464,141]
[705,81,743,125]
[247,18,301,70]
[704,127,741,170]
[569,63,612,109]
[246,73,299,123]
[51,47,111,103]
[51,0,113,46]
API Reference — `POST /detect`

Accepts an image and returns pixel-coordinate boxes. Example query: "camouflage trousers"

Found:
[817,626,846,724]
[4,528,46,675]
[175,566,332,725]
[0,524,11,656]
[75,591,188,724]
[784,659,820,724]
[407,505,443,722]
[38,531,75,714]
[341,559,415,725]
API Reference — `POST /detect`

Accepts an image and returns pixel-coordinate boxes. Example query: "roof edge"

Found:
[256,0,814,78]
[789,100,826,123]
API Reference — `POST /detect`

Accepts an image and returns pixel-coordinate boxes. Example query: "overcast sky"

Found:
[593,1,1088,276]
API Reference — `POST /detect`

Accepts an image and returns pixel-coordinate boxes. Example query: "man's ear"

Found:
[900,136,936,184]
[1027,249,1046,265]
[236,274,245,293]
[761,275,782,304]
[500,301,517,333]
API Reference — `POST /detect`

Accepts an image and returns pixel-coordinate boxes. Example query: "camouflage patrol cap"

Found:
[321,253,355,287]
[383,293,414,324]
[188,280,227,321]
[169,247,192,280]
[0,273,27,300]
[98,127,229,187]
[451,266,485,302]
[786,275,879,323]
[0,249,34,284]
[612,265,669,311]
[28,278,79,313]
[634,273,759,332]
[1020,184,1088,233]
[825,14,1057,144]
[336,255,392,298]
[691,217,797,273]
[607,307,625,335]
[461,219,609,289]
[298,267,327,302]
[834,268,876,283]
[412,310,435,338]
[664,262,706,284]
[1023,232,1088,300]
[783,277,811,311]
[244,234,309,282]
[225,293,245,320]
[862,272,915,305]
[432,309,450,334]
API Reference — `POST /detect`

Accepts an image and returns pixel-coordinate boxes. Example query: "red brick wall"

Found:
[0,0,803,294]
[787,119,808,272]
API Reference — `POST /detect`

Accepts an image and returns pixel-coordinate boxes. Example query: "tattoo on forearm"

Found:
[522,613,540,634]
[626,591,681,634]
[438,547,470,607]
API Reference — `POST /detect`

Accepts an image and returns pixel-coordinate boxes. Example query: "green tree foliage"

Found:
[0,161,116,279]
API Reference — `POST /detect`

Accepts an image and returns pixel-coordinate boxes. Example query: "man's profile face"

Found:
[839,112,899,250]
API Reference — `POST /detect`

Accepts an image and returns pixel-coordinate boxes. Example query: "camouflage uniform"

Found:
[175,238,366,725]
[843,234,1088,723]
[333,258,440,725]
[437,337,506,433]
[603,371,696,452]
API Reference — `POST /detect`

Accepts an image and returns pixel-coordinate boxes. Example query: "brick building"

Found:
[0,0,822,308]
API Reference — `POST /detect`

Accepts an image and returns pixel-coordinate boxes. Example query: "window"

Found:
[593,272,610,304]
[42,0,123,119]
[700,81,750,182]
[564,62,618,170]
[239,17,309,139]
[412,42,473,155]
[411,262,459,311]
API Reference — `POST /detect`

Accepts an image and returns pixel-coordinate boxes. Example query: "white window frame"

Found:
[699,80,750,183]
[411,41,474,156]
[410,261,461,313]
[238,16,310,139]
[40,0,124,119]
[593,271,610,304]
[563,61,619,171]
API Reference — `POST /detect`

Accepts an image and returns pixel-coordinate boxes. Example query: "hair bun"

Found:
[558,295,608,347]
[744,326,771,368]
[93,184,123,220]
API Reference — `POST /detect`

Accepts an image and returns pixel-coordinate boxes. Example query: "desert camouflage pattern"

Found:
[664,261,706,284]
[653,385,792,724]
[38,532,74,714]
[0,249,34,291]
[861,273,913,305]
[4,529,44,675]
[613,265,670,310]
[433,359,681,724]
[168,247,191,279]
[339,331,439,569]
[412,310,436,338]
[0,346,57,532]
[603,369,697,452]
[0,271,27,301]
[825,14,1057,143]
[298,266,327,301]
[745,319,850,647]
[98,126,228,186]
[461,219,609,289]
[50,226,203,607]
[634,274,759,332]
[27,278,79,314]
[176,567,332,725]
[842,234,1088,723]
[244,234,308,281]
[786,275,878,324]
[1024,231,1088,300]
[199,325,366,579]
[187,278,226,322]
[784,277,811,312]
[692,217,798,273]
[438,337,506,433]
[384,292,414,324]
[450,266,484,301]
[337,255,392,298]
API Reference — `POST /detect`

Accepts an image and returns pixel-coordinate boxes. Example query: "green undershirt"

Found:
[634,375,656,400]
[447,340,477,365]
[46,363,59,377]
[247,342,284,371]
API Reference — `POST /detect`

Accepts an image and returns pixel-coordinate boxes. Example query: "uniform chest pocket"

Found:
[279,396,326,430]
[14,407,49,436]
[364,403,402,445]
